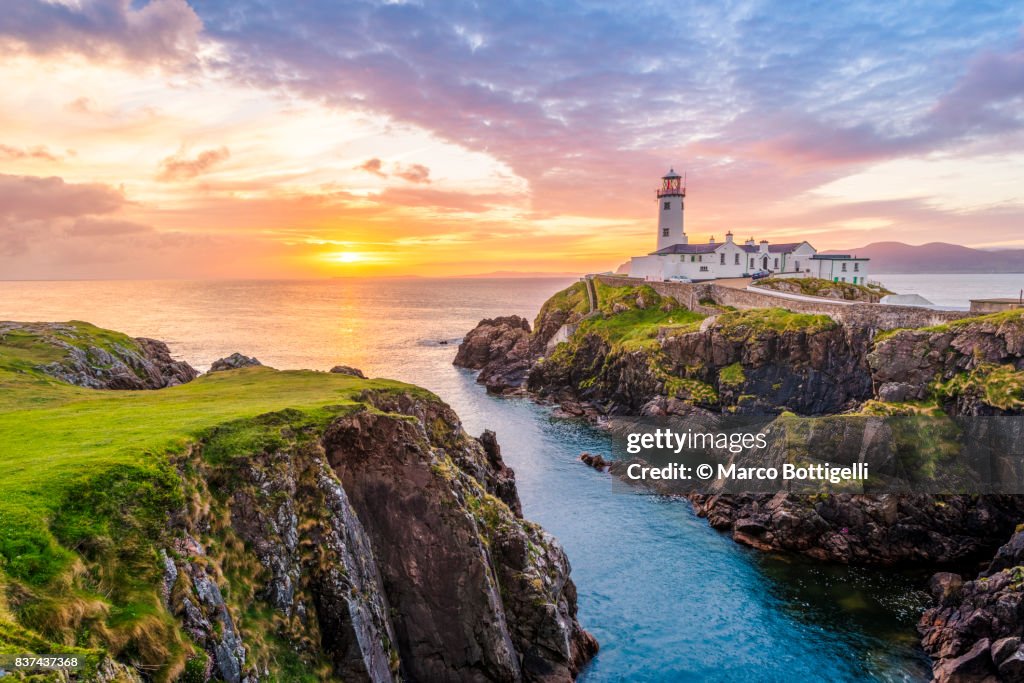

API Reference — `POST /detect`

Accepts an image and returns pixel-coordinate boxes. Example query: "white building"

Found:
[629,169,870,284]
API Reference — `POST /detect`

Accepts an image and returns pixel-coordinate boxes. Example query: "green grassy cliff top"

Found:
[0,322,428,670]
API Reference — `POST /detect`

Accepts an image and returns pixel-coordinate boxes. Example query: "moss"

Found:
[532,281,590,331]
[715,308,836,339]
[934,363,1024,411]
[718,363,746,388]
[664,377,718,404]
[877,309,1024,345]
[859,399,943,416]
[755,277,892,301]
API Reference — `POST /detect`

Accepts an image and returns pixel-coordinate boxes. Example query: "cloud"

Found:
[0,143,62,162]
[357,157,386,177]
[187,1,1024,214]
[0,173,124,221]
[0,0,202,66]
[394,163,431,184]
[157,146,230,181]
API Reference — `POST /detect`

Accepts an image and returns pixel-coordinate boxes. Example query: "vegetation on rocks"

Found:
[753,276,892,302]
[714,307,837,338]
[0,322,595,681]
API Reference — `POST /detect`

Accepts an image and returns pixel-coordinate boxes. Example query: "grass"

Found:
[718,362,746,388]
[532,281,590,331]
[935,363,1024,412]
[0,322,430,675]
[874,308,1024,344]
[715,308,837,339]
[582,281,704,346]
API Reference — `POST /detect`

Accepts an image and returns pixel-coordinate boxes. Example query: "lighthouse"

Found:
[656,168,686,251]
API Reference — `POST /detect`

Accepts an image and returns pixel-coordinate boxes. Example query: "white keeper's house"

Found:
[628,169,870,284]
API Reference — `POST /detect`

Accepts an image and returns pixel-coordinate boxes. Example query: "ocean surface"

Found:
[3,273,1007,681]
[876,273,1024,309]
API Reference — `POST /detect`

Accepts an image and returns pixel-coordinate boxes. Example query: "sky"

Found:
[1,0,1023,279]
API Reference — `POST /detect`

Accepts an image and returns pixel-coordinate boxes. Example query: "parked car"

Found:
[750,270,771,280]
[666,276,693,283]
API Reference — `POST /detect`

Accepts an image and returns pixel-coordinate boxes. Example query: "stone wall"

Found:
[595,275,972,331]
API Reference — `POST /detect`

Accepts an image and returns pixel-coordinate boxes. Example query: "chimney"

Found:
[709,236,716,245]
[745,237,756,246]
[759,239,769,254]
[725,231,734,243]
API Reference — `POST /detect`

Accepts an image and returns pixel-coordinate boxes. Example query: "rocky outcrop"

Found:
[870,312,1024,414]
[753,277,890,302]
[526,310,872,416]
[454,315,534,393]
[208,352,263,373]
[683,491,1024,567]
[920,529,1024,682]
[168,390,595,682]
[329,364,366,378]
[0,321,198,389]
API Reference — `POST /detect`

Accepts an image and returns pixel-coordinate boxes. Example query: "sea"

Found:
[2,273,1013,681]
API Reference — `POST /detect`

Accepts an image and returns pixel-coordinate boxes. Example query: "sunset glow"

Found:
[2,1,1023,279]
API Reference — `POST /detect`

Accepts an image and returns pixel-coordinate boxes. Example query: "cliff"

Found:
[456,282,1024,681]
[457,280,1024,419]
[0,322,595,681]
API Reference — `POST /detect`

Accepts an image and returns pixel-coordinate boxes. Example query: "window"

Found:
[663,201,671,210]
[720,253,725,265]
[734,254,740,265]
[854,263,859,272]
[795,261,800,271]
[698,255,703,262]
[700,266,709,272]
[841,263,847,272]
[774,258,779,269]
[691,255,696,262]
[663,228,670,237]
[749,258,754,269]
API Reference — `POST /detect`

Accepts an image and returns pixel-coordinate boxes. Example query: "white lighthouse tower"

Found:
[656,168,686,251]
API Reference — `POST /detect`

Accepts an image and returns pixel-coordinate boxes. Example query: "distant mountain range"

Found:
[824,242,1024,273]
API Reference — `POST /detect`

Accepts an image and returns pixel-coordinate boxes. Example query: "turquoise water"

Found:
[0,277,934,681]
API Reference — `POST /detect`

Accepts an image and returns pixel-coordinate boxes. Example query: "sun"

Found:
[329,251,363,264]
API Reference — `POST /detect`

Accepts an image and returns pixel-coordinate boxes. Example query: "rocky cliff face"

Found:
[684,491,1024,567]
[919,530,1024,682]
[453,316,533,394]
[165,389,596,682]
[0,320,198,389]
[870,311,1024,414]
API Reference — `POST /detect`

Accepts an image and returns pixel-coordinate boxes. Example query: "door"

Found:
[762,256,768,270]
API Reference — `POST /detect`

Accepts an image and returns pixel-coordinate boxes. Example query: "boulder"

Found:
[329,365,366,378]
[208,353,262,373]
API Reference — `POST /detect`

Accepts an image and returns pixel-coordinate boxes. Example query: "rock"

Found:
[991,637,1020,666]
[329,364,366,378]
[932,638,995,682]
[920,531,1024,682]
[0,321,199,389]
[453,315,534,393]
[929,572,964,605]
[687,493,1024,567]
[579,453,608,470]
[162,390,594,681]
[208,352,262,373]
[999,649,1024,681]
[870,312,1024,414]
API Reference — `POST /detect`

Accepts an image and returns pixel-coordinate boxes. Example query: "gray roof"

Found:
[736,242,807,253]
[652,243,719,255]
[811,253,869,260]
[662,168,681,179]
